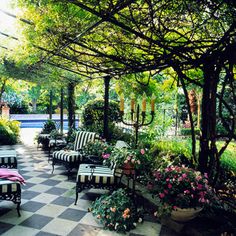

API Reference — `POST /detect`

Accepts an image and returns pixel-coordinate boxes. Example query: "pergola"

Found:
[0,0,235,175]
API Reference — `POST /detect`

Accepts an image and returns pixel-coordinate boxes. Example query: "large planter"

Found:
[171,207,203,222]
[123,162,135,175]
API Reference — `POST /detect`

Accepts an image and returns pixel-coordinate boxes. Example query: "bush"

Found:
[91,189,143,233]
[0,119,21,145]
[82,99,120,128]
[180,128,200,136]
[82,99,121,137]
[150,139,193,170]
[41,119,57,134]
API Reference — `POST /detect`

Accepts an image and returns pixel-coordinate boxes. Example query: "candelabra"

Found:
[119,93,155,148]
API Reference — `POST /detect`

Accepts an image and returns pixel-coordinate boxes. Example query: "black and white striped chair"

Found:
[74,140,129,204]
[0,150,17,169]
[74,163,122,205]
[0,178,21,216]
[52,131,98,175]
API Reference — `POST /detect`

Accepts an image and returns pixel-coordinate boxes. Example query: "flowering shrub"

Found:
[103,147,148,170]
[148,165,212,218]
[83,139,113,163]
[91,189,142,233]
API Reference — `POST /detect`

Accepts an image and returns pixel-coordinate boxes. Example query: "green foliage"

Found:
[0,119,21,145]
[82,99,120,127]
[83,139,112,163]
[91,189,142,233]
[82,99,120,139]
[151,139,192,160]
[41,119,57,134]
[180,128,200,136]
[220,145,236,173]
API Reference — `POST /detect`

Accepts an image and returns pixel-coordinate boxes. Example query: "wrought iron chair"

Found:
[0,152,21,216]
[74,140,128,205]
[52,131,99,175]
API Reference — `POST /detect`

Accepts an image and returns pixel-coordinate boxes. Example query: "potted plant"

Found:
[148,165,213,222]
[90,188,143,233]
[103,147,148,175]
[83,139,113,164]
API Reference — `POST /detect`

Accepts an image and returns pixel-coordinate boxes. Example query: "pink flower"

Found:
[178,177,183,182]
[182,173,187,178]
[204,173,208,178]
[166,178,170,182]
[164,190,168,194]
[184,190,190,194]
[159,193,165,198]
[173,206,177,210]
[199,197,205,203]
[197,184,203,189]
[168,183,172,189]
[147,182,154,190]
[140,149,145,155]
[102,154,110,159]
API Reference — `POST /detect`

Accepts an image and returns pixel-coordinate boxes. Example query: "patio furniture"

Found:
[37,133,51,149]
[74,140,128,204]
[0,154,22,217]
[74,163,122,205]
[0,150,17,168]
[48,134,67,161]
[52,131,99,175]
[0,178,21,216]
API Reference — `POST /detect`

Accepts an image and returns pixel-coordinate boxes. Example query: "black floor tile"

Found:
[0,222,14,234]
[0,207,12,216]
[22,182,35,190]
[36,231,59,236]
[20,214,53,230]
[37,173,54,178]
[68,223,101,236]
[41,179,61,186]
[51,196,74,207]
[58,208,87,222]
[80,192,103,201]
[21,201,45,212]
[22,190,39,200]
[46,187,68,195]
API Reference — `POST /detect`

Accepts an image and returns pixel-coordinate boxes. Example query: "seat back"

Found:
[73,131,98,151]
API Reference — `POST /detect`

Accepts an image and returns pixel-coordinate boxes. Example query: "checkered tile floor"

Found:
[0,143,176,236]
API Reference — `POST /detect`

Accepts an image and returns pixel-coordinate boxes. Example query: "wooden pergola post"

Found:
[60,88,64,134]
[49,90,53,119]
[103,76,111,140]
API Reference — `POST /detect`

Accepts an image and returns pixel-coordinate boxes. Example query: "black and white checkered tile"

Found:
[0,144,175,236]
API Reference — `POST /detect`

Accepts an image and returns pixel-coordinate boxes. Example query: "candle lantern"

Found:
[119,93,155,147]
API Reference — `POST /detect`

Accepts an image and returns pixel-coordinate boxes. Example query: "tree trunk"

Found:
[68,82,76,130]
[198,63,220,176]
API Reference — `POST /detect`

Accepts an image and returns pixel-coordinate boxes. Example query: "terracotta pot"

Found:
[122,162,135,175]
[171,207,202,222]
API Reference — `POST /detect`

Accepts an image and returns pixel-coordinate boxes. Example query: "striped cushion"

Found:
[53,150,82,163]
[0,156,17,168]
[74,131,98,151]
[0,180,21,194]
[76,164,116,185]
[0,150,17,158]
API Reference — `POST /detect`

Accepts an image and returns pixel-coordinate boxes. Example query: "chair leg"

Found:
[16,202,21,217]
[52,161,55,174]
